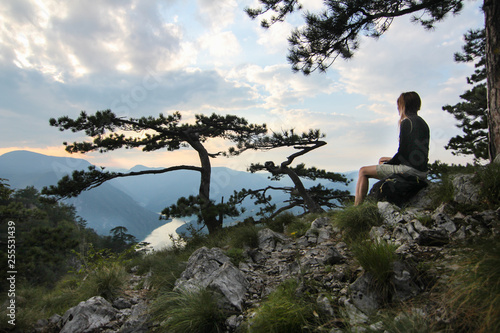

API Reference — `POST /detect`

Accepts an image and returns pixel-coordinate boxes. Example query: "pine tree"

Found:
[442,29,488,161]
[246,0,500,162]
[230,130,351,219]
[43,110,267,234]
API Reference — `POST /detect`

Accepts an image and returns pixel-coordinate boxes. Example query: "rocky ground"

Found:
[33,173,500,332]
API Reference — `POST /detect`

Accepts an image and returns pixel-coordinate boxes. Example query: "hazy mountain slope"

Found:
[0,150,162,239]
[0,150,356,240]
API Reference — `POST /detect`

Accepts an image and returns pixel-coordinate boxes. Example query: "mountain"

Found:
[0,150,356,240]
[0,150,162,240]
[108,165,294,214]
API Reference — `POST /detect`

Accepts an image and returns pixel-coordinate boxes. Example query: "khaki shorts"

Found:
[376,164,428,179]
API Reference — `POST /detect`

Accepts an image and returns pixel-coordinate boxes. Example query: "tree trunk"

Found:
[282,166,324,214]
[485,0,500,161]
[190,138,221,234]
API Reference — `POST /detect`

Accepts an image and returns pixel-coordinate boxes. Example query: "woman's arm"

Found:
[378,157,392,164]
[384,118,412,165]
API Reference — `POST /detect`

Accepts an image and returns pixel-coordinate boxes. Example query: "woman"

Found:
[354,91,430,205]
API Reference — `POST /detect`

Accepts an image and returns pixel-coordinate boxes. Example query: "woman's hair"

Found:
[397,91,421,125]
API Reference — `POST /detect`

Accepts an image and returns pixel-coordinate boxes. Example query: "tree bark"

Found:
[282,166,324,214]
[485,0,500,161]
[189,136,221,234]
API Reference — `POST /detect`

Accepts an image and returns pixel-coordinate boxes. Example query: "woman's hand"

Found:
[378,157,391,164]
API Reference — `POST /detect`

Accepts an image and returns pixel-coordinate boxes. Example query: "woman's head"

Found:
[397,91,421,120]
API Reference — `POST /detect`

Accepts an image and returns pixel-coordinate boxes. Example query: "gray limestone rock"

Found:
[452,174,480,205]
[258,228,292,252]
[174,247,249,311]
[60,296,118,333]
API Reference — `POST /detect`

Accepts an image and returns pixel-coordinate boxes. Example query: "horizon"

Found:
[0,1,484,173]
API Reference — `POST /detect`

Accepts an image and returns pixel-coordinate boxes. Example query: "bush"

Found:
[151,287,229,333]
[333,202,382,242]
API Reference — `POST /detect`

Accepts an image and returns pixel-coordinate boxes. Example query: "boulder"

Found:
[174,247,249,311]
[451,174,480,205]
[118,301,150,333]
[258,228,292,251]
[60,296,118,333]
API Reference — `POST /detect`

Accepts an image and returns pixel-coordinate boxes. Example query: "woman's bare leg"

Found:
[354,165,379,206]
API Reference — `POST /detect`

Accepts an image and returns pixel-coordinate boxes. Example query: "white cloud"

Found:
[227,64,338,108]
[199,30,242,60]
[256,20,293,54]
[196,0,237,31]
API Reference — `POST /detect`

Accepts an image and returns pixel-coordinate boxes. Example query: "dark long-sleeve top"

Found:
[386,115,430,172]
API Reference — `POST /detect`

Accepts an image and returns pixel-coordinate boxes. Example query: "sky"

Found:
[0,0,486,174]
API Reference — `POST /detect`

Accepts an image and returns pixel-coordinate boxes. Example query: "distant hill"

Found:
[0,150,162,240]
[0,150,356,240]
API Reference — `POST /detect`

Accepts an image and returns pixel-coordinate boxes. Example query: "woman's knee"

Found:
[359,165,378,177]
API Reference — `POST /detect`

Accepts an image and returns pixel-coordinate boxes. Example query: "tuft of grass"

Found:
[476,162,500,208]
[265,212,299,233]
[351,239,397,291]
[80,262,127,300]
[0,276,87,331]
[226,247,245,266]
[333,202,383,242]
[227,223,260,249]
[246,279,317,333]
[285,218,311,239]
[368,309,432,333]
[133,249,185,292]
[151,287,229,333]
[445,237,500,333]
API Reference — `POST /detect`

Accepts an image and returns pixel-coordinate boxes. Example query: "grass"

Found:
[245,279,318,333]
[332,202,383,242]
[351,239,397,286]
[81,262,128,300]
[265,212,299,233]
[0,258,128,331]
[476,162,500,208]
[368,309,432,333]
[227,222,260,249]
[444,236,500,332]
[132,249,186,292]
[151,287,229,333]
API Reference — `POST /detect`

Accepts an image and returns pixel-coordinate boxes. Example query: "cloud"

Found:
[196,0,237,31]
[227,64,339,109]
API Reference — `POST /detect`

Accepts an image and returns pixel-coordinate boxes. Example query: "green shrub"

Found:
[333,202,383,242]
[247,279,317,333]
[151,287,229,333]
[445,237,500,333]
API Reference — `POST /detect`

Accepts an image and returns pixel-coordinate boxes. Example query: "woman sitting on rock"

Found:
[354,91,430,206]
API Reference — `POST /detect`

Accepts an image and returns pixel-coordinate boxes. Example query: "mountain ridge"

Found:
[0,150,356,240]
